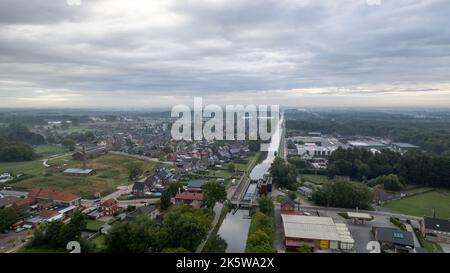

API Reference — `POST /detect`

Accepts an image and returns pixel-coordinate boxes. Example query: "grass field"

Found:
[12,154,159,198]
[0,160,44,176]
[34,145,69,158]
[90,234,107,253]
[85,219,106,231]
[383,190,450,218]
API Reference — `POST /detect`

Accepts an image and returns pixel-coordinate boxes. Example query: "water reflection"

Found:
[249,115,283,181]
[217,210,251,253]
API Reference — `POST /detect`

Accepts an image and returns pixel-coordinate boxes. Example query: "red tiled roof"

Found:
[38,209,60,219]
[29,188,80,203]
[175,192,204,201]
[13,197,36,209]
[281,210,303,215]
[101,198,118,207]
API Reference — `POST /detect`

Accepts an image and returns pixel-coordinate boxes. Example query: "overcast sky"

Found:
[0,0,450,108]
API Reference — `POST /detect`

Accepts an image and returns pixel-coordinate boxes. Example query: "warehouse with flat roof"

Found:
[282,214,341,251]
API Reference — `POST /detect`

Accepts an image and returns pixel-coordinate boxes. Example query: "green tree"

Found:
[269,157,298,190]
[246,230,274,253]
[127,162,143,180]
[105,216,159,253]
[160,190,172,211]
[161,206,211,251]
[161,247,190,253]
[227,163,236,173]
[0,208,19,231]
[202,181,227,208]
[297,244,312,253]
[257,196,274,216]
[375,174,404,191]
[166,182,184,196]
[312,180,373,210]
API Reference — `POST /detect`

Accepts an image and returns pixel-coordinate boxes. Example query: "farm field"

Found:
[382,190,450,219]
[12,154,159,199]
[34,145,69,158]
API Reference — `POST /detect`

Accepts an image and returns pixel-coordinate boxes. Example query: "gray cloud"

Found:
[0,0,449,107]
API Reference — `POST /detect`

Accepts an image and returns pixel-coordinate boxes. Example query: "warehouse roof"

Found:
[281,215,340,241]
[346,212,372,220]
[63,168,95,175]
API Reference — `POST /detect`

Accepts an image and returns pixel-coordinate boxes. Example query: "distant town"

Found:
[0,108,449,254]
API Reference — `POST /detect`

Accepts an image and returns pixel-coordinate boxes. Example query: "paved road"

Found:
[0,230,29,253]
[298,205,423,221]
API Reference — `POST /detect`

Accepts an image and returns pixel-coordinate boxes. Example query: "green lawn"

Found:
[90,234,107,253]
[0,159,44,176]
[85,219,106,231]
[34,145,68,158]
[12,154,159,198]
[383,190,450,218]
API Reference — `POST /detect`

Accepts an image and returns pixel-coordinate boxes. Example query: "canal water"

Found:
[249,114,284,181]
[218,114,284,253]
[217,209,252,253]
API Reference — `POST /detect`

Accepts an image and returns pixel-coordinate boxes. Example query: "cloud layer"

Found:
[0,0,450,108]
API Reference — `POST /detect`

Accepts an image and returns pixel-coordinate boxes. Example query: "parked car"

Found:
[15,227,25,233]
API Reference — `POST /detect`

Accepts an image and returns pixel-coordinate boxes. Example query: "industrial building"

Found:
[63,168,96,177]
[282,214,354,252]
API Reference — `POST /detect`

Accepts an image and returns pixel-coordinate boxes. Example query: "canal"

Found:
[217,209,252,253]
[249,113,284,181]
[218,112,284,253]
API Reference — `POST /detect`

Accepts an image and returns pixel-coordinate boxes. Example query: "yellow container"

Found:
[319,240,330,249]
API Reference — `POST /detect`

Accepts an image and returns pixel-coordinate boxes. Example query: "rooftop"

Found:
[175,191,204,201]
[424,217,450,232]
[63,168,95,174]
[281,214,340,241]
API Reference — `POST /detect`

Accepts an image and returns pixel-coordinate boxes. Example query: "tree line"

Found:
[327,148,450,188]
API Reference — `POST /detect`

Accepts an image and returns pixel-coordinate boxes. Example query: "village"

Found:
[0,113,449,254]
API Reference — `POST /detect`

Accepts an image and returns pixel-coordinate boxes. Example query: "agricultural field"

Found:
[11,154,159,199]
[301,174,334,185]
[382,190,450,219]
[34,145,69,158]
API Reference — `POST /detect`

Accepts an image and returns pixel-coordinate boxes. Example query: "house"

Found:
[12,197,37,211]
[63,168,96,177]
[100,198,118,216]
[280,198,301,215]
[132,181,151,197]
[175,192,204,207]
[421,217,450,243]
[186,180,206,192]
[28,188,81,207]
[38,209,63,223]
[375,227,414,253]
